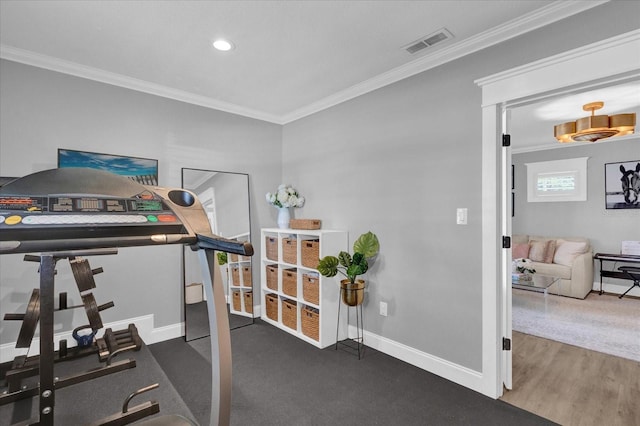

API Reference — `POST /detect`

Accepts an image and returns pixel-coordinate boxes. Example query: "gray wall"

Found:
[0,60,281,345]
[281,2,640,371]
[513,138,640,290]
[0,1,638,372]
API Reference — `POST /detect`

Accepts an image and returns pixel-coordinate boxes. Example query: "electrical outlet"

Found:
[380,301,388,317]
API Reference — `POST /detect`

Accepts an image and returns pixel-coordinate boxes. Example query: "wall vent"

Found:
[403,28,453,54]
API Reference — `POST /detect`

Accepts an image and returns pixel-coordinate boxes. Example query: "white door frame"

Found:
[476,29,640,398]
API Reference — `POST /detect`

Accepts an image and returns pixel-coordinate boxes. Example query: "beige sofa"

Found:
[513,235,593,299]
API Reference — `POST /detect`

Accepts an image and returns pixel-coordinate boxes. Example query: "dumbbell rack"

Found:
[0,248,153,426]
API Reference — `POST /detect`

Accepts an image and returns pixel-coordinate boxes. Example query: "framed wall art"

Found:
[58,148,158,185]
[605,160,640,209]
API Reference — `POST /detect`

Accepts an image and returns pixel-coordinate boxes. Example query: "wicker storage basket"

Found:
[241,266,252,287]
[231,266,240,286]
[266,264,278,291]
[290,219,321,230]
[265,293,278,321]
[265,236,278,261]
[282,238,297,264]
[301,239,320,269]
[302,273,319,305]
[301,305,319,341]
[282,268,297,297]
[243,291,253,314]
[282,298,297,330]
[232,290,241,311]
[230,253,238,262]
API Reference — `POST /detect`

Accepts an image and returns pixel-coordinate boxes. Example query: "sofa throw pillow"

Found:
[553,240,587,266]
[544,239,556,263]
[512,243,530,259]
[528,240,546,262]
[529,240,554,263]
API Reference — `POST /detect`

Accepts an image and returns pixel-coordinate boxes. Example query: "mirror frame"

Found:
[181,168,254,341]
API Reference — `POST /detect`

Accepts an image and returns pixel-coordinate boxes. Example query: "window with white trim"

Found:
[526,157,588,202]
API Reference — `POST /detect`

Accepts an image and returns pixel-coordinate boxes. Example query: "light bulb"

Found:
[213,39,233,51]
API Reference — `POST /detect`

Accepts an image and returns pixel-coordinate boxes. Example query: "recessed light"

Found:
[213,39,234,51]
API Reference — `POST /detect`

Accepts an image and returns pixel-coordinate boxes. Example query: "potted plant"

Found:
[512,258,535,281]
[317,231,380,306]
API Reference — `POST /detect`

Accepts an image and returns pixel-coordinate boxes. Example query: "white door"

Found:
[501,108,513,390]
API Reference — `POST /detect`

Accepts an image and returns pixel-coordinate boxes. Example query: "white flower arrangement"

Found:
[266,184,305,208]
[513,258,536,274]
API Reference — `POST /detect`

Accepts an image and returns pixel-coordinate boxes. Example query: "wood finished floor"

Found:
[500,331,640,426]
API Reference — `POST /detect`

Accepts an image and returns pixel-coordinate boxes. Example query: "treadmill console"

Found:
[0,168,252,256]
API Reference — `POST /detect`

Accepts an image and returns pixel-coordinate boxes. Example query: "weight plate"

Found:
[16,289,40,348]
[70,257,96,292]
[81,293,103,330]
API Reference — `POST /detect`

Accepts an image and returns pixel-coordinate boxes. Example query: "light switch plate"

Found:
[456,208,468,225]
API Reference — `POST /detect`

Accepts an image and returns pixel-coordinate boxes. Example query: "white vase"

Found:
[277,207,291,229]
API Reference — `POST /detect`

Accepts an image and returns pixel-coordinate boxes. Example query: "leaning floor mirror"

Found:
[182,168,254,341]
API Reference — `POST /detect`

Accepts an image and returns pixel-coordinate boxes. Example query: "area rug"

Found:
[512,289,640,362]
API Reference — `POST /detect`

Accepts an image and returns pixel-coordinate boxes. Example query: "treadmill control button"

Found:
[5,215,22,225]
[146,215,158,222]
[0,216,4,224]
[157,215,177,222]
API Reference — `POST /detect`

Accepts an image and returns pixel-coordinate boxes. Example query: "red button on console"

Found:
[157,214,177,222]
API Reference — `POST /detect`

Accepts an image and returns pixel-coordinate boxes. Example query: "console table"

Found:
[593,253,640,295]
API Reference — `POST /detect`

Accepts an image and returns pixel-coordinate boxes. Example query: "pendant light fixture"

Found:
[554,101,636,143]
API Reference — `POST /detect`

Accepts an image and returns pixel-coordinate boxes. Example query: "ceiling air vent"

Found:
[404,28,453,54]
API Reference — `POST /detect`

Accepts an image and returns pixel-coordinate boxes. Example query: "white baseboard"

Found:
[252,306,261,317]
[1,314,483,398]
[347,325,485,396]
[148,321,184,345]
[0,315,184,363]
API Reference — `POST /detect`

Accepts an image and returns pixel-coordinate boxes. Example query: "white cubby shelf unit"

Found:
[226,232,254,318]
[260,228,348,348]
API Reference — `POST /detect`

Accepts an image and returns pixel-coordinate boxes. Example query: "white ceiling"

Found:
[1,0,636,151]
[510,80,640,152]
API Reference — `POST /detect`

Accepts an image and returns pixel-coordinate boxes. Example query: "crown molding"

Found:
[280,0,608,123]
[0,0,607,126]
[0,45,284,124]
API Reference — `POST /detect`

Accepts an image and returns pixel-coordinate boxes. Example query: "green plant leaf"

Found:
[217,252,228,265]
[317,256,339,277]
[353,232,380,258]
[337,251,352,268]
[346,263,366,280]
[352,252,368,274]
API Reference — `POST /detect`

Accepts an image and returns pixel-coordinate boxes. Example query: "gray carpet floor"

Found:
[1,344,196,425]
[512,289,640,362]
[150,320,555,426]
[185,301,254,341]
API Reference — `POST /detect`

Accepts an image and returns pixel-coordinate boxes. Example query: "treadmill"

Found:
[0,167,253,426]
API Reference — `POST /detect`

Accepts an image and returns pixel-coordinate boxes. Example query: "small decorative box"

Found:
[289,219,321,230]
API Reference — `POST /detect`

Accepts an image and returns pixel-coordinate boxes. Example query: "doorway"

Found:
[476,30,640,398]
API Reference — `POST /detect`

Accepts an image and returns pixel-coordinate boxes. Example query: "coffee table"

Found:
[512,274,561,310]
[512,274,560,294]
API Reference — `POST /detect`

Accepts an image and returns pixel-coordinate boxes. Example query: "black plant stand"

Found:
[335,288,364,360]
